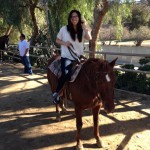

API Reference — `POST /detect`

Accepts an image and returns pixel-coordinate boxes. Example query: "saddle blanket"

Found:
[48,56,83,82]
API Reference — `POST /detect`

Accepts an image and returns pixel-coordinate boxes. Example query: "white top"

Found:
[18,39,29,56]
[57,26,85,60]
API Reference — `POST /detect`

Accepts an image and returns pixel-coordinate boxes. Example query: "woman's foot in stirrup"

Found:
[53,96,60,104]
[52,92,60,104]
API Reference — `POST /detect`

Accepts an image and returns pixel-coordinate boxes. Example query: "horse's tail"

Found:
[47,55,60,93]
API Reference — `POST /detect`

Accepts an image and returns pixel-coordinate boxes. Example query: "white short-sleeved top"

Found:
[57,26,85,60]
[18,39,29,56]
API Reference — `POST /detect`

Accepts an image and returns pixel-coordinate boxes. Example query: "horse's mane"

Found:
[79,58,111,90]
[0,35,9,50]
[0,35,8,40]
[83,58,110,75]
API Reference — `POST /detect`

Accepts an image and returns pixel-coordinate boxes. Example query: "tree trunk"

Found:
[5,25,13,36]
[29,0,39,53]
[90,0,108,58]
[136,40,143,46]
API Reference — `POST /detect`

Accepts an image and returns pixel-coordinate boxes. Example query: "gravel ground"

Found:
[0,62,150,150]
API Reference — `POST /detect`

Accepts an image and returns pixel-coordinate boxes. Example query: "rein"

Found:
[68,44,80,63]
[83,62,112,102]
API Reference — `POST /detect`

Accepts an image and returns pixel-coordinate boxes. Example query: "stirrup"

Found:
[53,95,60,104]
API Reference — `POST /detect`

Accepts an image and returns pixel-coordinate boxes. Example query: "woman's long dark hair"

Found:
[67,10,83,42]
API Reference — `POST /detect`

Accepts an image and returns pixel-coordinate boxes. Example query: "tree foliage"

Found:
[0,0,25,26]
[0,0,28,36]
[0,0,142,54]
[43,0,94,45]
[104,0,133,41]
[127,3,150,30]
[0,0,44,45]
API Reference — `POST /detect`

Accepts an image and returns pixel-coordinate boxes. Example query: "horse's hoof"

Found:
[96,138,105,148]
[76,144,84,150]
[62,107,67,113]
[56,116,61,122]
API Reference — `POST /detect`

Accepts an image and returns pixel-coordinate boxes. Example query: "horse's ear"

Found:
[109,57,118,68]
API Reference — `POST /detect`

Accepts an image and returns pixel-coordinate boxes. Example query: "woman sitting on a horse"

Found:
[52,9,91,104]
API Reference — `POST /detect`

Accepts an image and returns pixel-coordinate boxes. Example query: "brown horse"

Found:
[47,55,117,150]
[0,35,9,50]
[0,35,9,61]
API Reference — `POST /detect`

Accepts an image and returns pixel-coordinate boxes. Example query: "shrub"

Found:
[130,26,150,46]
[115,63,150,95]
[139,57,150,65]
[139,65,150,71]
[121,64,134,69]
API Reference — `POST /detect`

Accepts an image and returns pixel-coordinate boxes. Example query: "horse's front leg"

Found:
[55,97,67,121]
[55,104,61,122]
[59,97,67,113]
[92,105,105,148]
[75,106,84,150]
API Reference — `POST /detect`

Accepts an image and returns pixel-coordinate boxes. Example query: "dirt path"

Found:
[0,63,150,150]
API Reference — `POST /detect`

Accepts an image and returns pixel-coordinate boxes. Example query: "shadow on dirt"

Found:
[0,63,150,150]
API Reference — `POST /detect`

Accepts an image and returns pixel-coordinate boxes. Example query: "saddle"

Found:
[48,56,84,82]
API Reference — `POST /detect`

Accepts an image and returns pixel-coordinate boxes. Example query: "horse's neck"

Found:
[0,37,6,49]
[79,63,97,93]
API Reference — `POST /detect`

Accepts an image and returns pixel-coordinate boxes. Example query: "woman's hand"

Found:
[56,38,71,47]
[81,22,88,31]
[81,22,91,41]
[64,41,71,47]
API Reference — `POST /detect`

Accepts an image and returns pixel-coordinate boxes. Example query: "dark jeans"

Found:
[56,57,73,93]
[21,56,32,74]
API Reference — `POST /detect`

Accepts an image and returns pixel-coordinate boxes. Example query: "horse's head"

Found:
[4,35,9,48]
[95,58,117,113]
[0,35,9,50]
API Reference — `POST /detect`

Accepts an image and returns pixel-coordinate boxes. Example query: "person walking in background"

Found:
[52,9,91,104]
[18,33,33,75]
